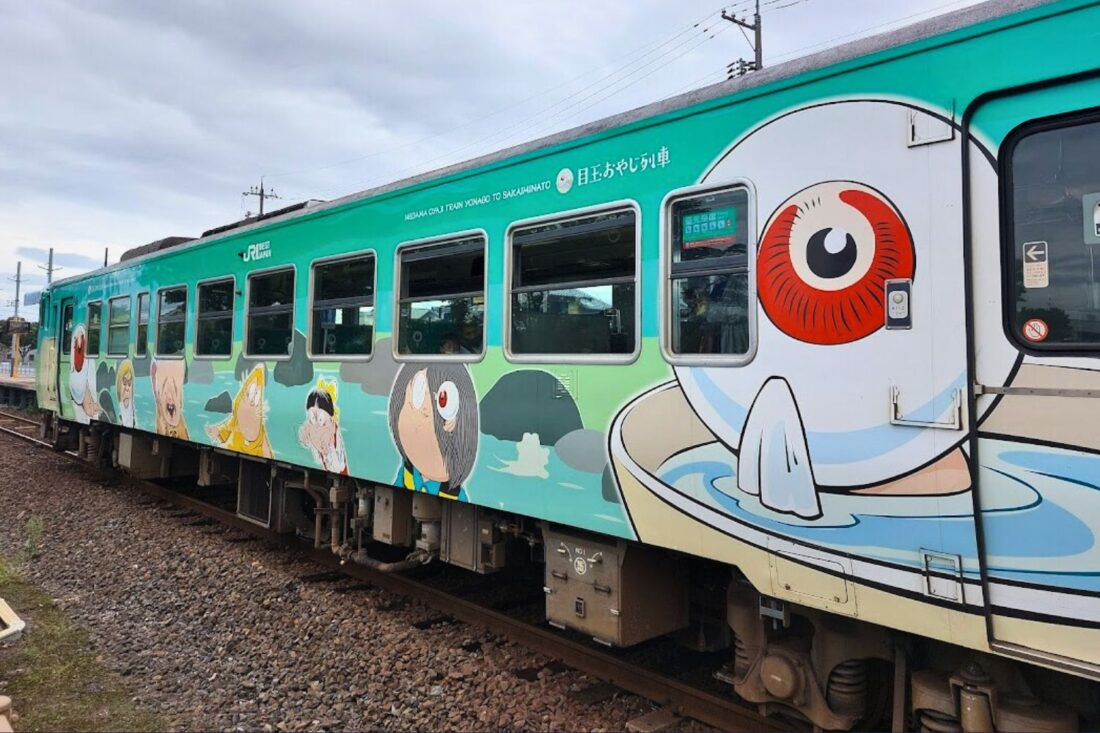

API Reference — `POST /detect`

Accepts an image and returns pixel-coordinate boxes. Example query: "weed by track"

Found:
[0,554,166,732]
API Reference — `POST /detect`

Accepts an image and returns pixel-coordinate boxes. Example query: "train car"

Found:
[32,0,1100,728]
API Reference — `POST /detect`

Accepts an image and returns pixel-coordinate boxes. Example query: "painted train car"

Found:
[32,0,1100,728]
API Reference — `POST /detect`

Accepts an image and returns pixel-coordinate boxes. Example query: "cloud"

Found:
[15,246,102,271]
[0,0,986,323]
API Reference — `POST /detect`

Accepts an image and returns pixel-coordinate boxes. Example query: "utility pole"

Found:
[723,0,763,78]
[103,247,109,267]
[37,247,60,285]
[243,177,281,217]
[9,262,21,378]
[10,262,20,320]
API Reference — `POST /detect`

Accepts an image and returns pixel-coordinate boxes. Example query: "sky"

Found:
[0,0,988,319]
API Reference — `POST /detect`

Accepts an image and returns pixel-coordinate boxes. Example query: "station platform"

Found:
[0,374,35,408]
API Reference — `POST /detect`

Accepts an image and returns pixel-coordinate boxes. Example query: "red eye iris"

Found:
[73,333,86,372]
[435,380,460,421]
[757,181,914,345]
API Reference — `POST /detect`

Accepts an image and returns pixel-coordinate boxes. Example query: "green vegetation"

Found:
[0,557,166,732]
[22,517,42,562]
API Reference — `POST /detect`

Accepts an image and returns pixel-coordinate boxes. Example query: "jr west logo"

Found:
[241,241,272,263]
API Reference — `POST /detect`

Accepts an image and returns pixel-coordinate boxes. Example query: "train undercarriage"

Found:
[48,415,1097,732]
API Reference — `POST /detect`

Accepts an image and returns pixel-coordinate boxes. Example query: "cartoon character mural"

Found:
[206,365,272,457]
[116,360,136,429]
[69,324,101,424]
[662,99,1017,519]
[298,378,348,474]
[150,358,189,439]
[388,363,478,501]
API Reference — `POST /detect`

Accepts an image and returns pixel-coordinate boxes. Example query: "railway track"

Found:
[0,409,788,733]
[0,411,47,446]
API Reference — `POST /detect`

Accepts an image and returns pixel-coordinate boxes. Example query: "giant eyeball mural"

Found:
[758,181,915,345]
[674,100,1015,514]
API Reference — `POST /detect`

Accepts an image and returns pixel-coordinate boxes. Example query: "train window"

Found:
[61,302,74,355]
[86,301,102,356]
[246,268,295,358]
[508,207,637,360]
[135,292,150,357]
[156,286,187,357]
[310,254,375,358]
[664,186,754,363]
[106,296,131,356]
[196,278,234,358]
[1006,113,1100,350]
[396,235,485,359]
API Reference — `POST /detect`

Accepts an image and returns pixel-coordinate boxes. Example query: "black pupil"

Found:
[806,228,858,279]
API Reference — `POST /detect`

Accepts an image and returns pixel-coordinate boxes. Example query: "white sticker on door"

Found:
[1022,240,1049,289]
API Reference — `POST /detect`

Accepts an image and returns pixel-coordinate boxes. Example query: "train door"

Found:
[57,298,74,420]
[36,292,59,412]
[969,80,1100,671]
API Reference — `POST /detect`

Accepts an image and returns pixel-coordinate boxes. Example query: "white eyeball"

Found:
[435,380,460,421]
[411,370,428,409]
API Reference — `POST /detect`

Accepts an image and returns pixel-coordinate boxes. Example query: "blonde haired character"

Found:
[205,365,272,457]
[116,360,136,428]
[298,378,348,475]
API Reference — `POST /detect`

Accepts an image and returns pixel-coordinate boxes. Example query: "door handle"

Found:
[889,386,962,430]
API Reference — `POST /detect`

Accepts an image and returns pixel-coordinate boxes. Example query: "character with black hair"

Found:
[388,363,478,501]
[298,378,348,475]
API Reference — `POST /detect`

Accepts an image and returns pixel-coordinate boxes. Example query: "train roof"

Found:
[63,0,1054,288]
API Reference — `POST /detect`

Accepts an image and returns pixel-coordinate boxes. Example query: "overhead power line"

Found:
[264,4,733,185]
[351,16,735,191]
[722,0,763,77]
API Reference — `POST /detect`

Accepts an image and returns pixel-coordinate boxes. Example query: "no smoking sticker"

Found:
[1023,318,1049,343]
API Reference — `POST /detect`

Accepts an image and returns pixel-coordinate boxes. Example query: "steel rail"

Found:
[0,415,787,733]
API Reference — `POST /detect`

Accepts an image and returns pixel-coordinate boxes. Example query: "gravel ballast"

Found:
[0,432,679,732]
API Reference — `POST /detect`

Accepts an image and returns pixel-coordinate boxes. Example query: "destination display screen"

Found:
[681,206,737,249]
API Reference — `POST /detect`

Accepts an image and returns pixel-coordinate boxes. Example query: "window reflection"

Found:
[668,187,752,357]
[1011,117,1100,347]
[312,255,375,357]
[510,209,636,357]
[672,274,749,355]
[397,238,485,357]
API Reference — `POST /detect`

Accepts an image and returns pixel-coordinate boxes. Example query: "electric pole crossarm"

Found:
[720,10,756,31]
[722,0,763,77]
[242,177,281,217]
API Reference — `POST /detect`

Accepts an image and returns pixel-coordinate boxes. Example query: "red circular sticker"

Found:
[1022,318,1049,343]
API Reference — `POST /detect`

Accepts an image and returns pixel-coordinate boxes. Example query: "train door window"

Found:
[61,302,74,355]
[135,292,149,357]
[86,301,102,356]
[246,267,295,358]
[508,207,638,360]
[196,278,234,358]
[106,296,131,356]
[1006,113,1100,350]
[664,185,754,363]
[396,235,485,359]
[310,253,375,358]
[156,286,187,357]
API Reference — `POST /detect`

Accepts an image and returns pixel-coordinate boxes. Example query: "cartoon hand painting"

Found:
[388,363,478,501]
[298,378,348,475]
